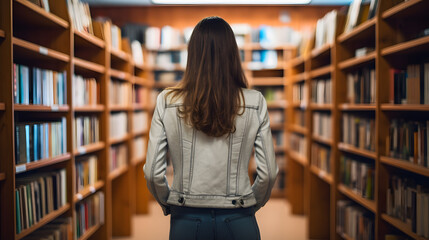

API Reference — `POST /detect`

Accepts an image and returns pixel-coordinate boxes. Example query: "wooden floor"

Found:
[114,199,307,240]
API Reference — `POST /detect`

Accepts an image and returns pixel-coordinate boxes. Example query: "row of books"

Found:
[27,0,50,12]
[73,75,98,107]
[347,67,376,104]
[75,115,99,149]
[292,83,307,105]
[250,26,301,47]
[340,155,375,200]
[110,79,130,106]
[145,26,184,51]
[344,0,378,34]
[154,71,183,84]
[390,63,429,105]
[110,24,122,51]
[248,50,279,70]
[269,110,284,125]
[133,137,147,162]
[311,79,332,104]
[148,50,187,70]
[133,111,148,133]
[75,191,105,239]
[386,175,429,238]
[311,143,331,174]
[387,119,428,168]
[15,119,67,165]
[289,133,307,157]
[313,112,332,140]
[66,0,94,35]
[133,86,149,104]
[336,200,374,240]
[13,64,67,106]
[110,112,128,139]
[314,10,337,50]
[342,114,376,152]
[110,144,128,172]
[15,169,67,234]
[272,131,285,148]
[131,40,144,66]
[23,217,72,240]
[76,155,98,194]
[294,109,306,127]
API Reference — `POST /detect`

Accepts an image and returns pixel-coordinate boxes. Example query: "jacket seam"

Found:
[177,113,184,193]
[187,128,197,194]
[235,110,251,195]
[226,133,233,195]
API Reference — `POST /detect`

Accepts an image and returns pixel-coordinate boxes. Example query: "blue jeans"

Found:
[169,205,261,240]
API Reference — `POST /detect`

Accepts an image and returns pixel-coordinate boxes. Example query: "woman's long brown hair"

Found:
[167,16,248,137]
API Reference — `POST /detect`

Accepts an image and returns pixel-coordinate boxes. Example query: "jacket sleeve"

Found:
[251,92,279,211]
[143,91,170,215]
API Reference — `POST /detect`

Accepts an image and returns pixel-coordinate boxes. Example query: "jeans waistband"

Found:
[170,205,255,216]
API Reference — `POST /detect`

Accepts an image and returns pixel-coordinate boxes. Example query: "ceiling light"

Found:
[151,0,311,4]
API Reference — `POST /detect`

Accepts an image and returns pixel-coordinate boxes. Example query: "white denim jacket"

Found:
[143,88,278,215]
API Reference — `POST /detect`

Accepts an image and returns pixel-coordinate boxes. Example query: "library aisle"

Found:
[113,199,307,240]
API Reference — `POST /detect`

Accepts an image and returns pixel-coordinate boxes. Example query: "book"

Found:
[110,144,128,172]
[111,23,122,51]
[133,85,149,105]
[133,137,146,162]
[15,119,67,165]
[272,131,285,148]
[342,113,376,152]
[110,79,130,106]
[311,143,331,173]
[311,78,332,104]
[15,169,67,234]
[390,63,429,105]
[73,75,98,107]
[344,0,363,34]
[133,111,148,133]
[340,155,375,200]
[313,112,332,140]
[24,217,72,240]
[110,112,128,139]
[75,115,99,149]
[290,133,307,157]
[75,192,104,238]
[367,0,379,20]
[76,155,98,193]
[292,83,308,106]
[67,0,94,35]
[346,67,376,104]
[131,40,144,66]
[336,200,374,240]
[315,10,338,49]
[27,0,50,12]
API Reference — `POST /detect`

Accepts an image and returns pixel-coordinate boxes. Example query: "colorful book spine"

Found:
[110,144,128,172]
[15,169,67,234]
[389,63,429,105]
[15,118,67,165]
[342,114,375,152]
[293,83,307,105]
[346,67,376,104]
[73,75,98,106]
[76,155,98,193]
[290,133,307,157]
[340,155,375,200]
[313,112,332,139]
[75,115,99,149]
[13,64,67,106]
[311,78,332,104]
[133,85,148,105]
[75,191,105,238]
[336,200,374,240]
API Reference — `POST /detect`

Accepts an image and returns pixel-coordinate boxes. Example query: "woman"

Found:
[144,16,278,240]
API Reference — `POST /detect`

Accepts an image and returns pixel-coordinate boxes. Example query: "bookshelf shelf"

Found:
[310,103,332,111]
[338,52,376,70]
[289,150,308,167]
[131,156,145,166]
[246,62,285,71]
[0,103,5,110]
[15,203,70,240]
[131,104,145,111]
[291,72,307,83]
[338,18,376,44]
[13,0,68,29]
[13,37,70,63]
[74,105,105,112]
[110,49,129,62]
[338,143,376,159]
[290,55,305,68]
[381,214,425,240]
[337,184,376,213]
[134,64,144,72]
[339,104,376,111]
[270,123,284,130]
[243,43,294,51]
[109,69,130,81]
[338,232,354,240]
[381,35,429,57]
[309,65,332,78]
[310,165,333,184]
[109,165,128,180]
[74,30,105,49]
[312,135,333,146]
[74,180,105,203]
[289,124,308,135]
[310,43,331,59]
[15,153,71,174]
[133,76,150,87]
[109,105,131,112]
[77,223,102,240]
[153,81,177,89]
[251,77,284,86]
[75,142,105,156]
[0,173,5,181]
[74,57,105,74]
[274,146,286,153]
[132,129,147,137]
[267,100,287,109]
[0,29,5,38]
[382,0,427,20]
[380,156,429,177]
[380,104,429,111]
[109,135,130,145]
[14,104,69,112]
[292,102,307,110]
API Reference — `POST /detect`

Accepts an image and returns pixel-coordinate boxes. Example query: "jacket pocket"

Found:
[170,215,201,240]
[224,214,260,240]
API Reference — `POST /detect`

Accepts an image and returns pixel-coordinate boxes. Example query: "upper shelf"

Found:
[338,52,376,71]
[310,43,331,60]
[74,30,105,49]
[111,48,130,62]
[13,0,68,29]
[382,0,428,20]
[381,35,429,58]
[13,37,70,65]
[381,104,429,112]
[0,29,5,39]
[338,18,376,44]
[251,77,284,86]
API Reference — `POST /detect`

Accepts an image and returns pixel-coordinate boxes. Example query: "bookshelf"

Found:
[285,0,429,239]
[0,1,151,239]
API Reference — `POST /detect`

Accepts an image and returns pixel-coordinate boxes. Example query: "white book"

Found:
[145,27,161,50]
[131,40,144,66]
[60,169,66,206]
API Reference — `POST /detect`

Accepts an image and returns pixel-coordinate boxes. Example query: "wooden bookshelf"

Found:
[380,156,429,177]
[15,204,70,240]
[310,165,333,184]
[338,51,376,70]
[380,104,429,111]
[13,0,69,29]
[109,69,130,81]
[15,153,71,174]
[312,135,333,146]
[108,165,128,180]
[338,17,376,43]
[75,142,105,156]
[309,65,333,78]
[251,77,284,86]
[381,35,429,57]
[14,104,69,112]
[74,105,105,112]
[381,0,428,20]
[289,124,308,135]
[310,103,332,111]
[13,37,70,62]
[289,150,308,167]
[337,184,376,213]
[74,181,105,203]
[0,173,6,181]
[338,143,377,159]
[77,223,102,240]
[0,103,5,110]
[74,57,105,74]
[381,214,427,240]
[0,29,5,38]
[74,30,105,49]
[339,103,376,111]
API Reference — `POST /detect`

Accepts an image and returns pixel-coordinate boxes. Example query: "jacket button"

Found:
[232,200,237,205]
[240,199,244,205]
[178,197,184,204]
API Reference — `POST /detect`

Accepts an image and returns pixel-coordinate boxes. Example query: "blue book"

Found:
[33,124,38,161]
[25,125,31,163]
[15,189,21,234]
[62,71,67,105]
[14,64,20,104]
[20,65,30,104]
[45,123,49,158]
[19,65,24,104]
[40,124,44,159]
[33,67,37,104]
